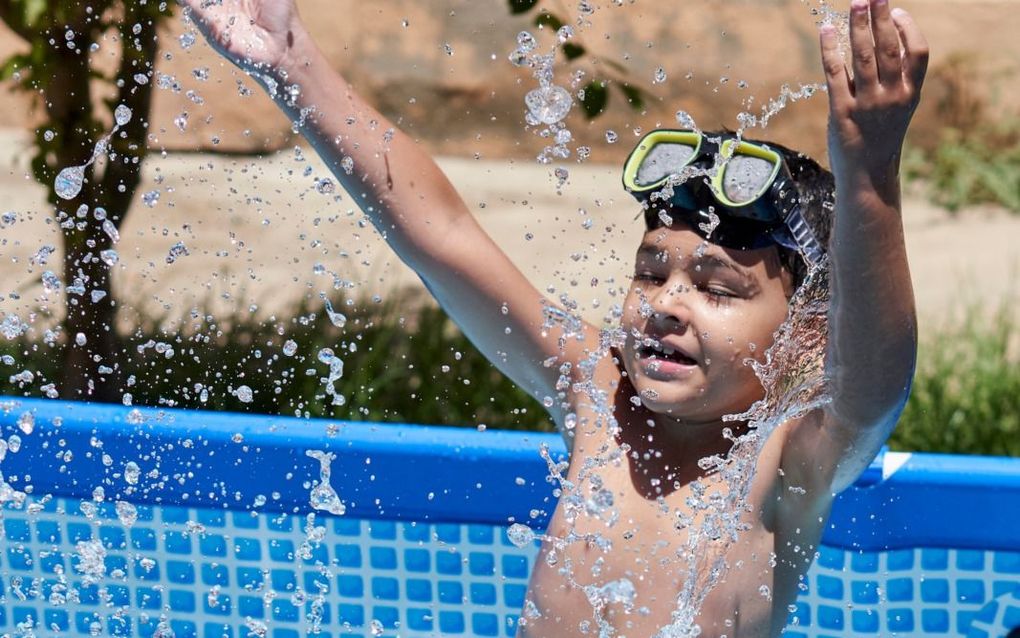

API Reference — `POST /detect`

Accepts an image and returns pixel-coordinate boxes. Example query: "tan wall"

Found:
[1,0,1016,164]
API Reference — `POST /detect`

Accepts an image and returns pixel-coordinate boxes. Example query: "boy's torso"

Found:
[519,357,831,638]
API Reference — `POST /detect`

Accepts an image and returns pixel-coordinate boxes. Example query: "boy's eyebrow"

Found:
[636,243,755,280]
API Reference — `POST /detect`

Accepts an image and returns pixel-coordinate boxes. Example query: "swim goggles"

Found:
[622,129,825,267]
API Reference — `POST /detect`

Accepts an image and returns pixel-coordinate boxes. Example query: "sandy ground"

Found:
[1,128,1016,341]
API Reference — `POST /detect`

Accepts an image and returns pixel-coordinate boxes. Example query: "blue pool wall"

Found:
[0,397,1017,637]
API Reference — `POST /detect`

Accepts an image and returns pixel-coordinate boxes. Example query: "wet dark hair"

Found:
[642,130,834,290]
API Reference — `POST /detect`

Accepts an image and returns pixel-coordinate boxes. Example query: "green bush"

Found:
[0,290,553,433]
[890,304,1019,456]
[904,119,1020,213]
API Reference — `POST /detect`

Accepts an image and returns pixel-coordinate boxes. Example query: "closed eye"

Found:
[634,272,666,284]
[695,283,739,301]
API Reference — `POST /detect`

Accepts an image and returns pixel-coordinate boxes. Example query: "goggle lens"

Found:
[634,142,699,187]
[721,154,777,204]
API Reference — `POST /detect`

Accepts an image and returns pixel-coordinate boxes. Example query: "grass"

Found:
[0,290,1016,456]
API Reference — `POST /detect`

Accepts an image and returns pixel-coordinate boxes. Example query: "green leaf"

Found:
[533,11,563,30]
[580,80,608,119]
[618,83,645,110]
[23,0,47,27]
[0,53,30,83]
[508,0,540,14]
[561,43,586,60]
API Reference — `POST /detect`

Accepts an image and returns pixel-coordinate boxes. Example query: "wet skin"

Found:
[519,226,820,638]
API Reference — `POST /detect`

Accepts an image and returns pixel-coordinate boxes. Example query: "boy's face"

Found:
[620,223,794,424]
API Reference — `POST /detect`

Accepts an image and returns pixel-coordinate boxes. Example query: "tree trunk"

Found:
[42,27,125,402]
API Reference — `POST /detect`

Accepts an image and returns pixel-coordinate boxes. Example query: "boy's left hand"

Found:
[821,0,929,188]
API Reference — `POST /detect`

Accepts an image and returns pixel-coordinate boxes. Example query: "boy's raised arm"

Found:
[183,1,596,438]
[783,0,928,494]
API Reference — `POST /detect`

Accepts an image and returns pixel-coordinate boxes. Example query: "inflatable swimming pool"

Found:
[0,398,1016,637]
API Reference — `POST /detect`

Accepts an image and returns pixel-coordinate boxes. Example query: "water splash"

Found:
[656,262,831,638]
[306,450,347,515]
[54,104,133,200]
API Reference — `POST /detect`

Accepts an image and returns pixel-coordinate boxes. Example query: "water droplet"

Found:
[43,130,55,141]
[507,523,535,548]
[283,340,298,356]
[323,298,347,328]
[174,112,189,132]
[369,619,384,637]
[101,219,120,243]
[306,450,347,515]
[675,110,696,129]
[605,130,618,143]
[508,49,529,67]
[100,249,119,266]
[124,461,141,485]
[654,67,667,84]
[152,621,175,638]
[234,385,253,403]
[40,271,61,293]
[17,412,34,435]
[166,241,189,264]
[179,32,196,49]
[74,539,107,586]
[517,31,537,52]
[133,73,149,85]
[115,500,138,527]
[525,85,572,125]
[114,104,132,127]
[55,165,85,200]
[142,190,160,208]
[315,178,335,194]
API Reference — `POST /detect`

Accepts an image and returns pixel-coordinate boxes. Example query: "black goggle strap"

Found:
[769,174,825,268]
[781,205,825,268]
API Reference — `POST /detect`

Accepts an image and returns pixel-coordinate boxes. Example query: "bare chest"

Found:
[522,420,785,637]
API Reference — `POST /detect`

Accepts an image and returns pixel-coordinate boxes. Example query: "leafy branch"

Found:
[508,0,649,119]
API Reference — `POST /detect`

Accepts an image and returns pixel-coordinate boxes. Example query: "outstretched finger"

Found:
[848,0,878,89]
[820,24,853,107]
[891,8,930,92]
[179,0,235,45]
[870,0,903,87]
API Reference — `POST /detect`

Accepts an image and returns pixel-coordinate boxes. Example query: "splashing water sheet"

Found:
[502,4,845,637]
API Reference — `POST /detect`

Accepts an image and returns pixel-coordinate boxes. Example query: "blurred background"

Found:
[0,0,1016,455]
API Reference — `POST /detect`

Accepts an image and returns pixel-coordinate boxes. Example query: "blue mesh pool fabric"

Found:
[1,497,1018,638]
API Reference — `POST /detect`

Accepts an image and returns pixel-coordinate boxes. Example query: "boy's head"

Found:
[619,131,835,423]
[636,131,835,291]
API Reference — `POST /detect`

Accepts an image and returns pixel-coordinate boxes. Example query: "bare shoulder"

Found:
[771,410,841,523]
[555,343,629,455]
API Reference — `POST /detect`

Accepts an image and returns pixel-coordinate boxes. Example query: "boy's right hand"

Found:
[180,0,304,77]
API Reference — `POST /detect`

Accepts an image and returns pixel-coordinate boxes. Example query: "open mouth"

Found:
[638,342,698,366]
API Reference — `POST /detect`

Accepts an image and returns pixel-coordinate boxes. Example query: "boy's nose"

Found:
[648,281,692,329]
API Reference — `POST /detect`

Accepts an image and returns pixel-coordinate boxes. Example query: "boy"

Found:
[185,1,927,636]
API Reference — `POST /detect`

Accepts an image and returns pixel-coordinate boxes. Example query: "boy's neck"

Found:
[613,376,751,498]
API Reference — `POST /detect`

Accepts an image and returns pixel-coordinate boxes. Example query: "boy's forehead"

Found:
[635,236,753,273]
[632,228,792,288]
